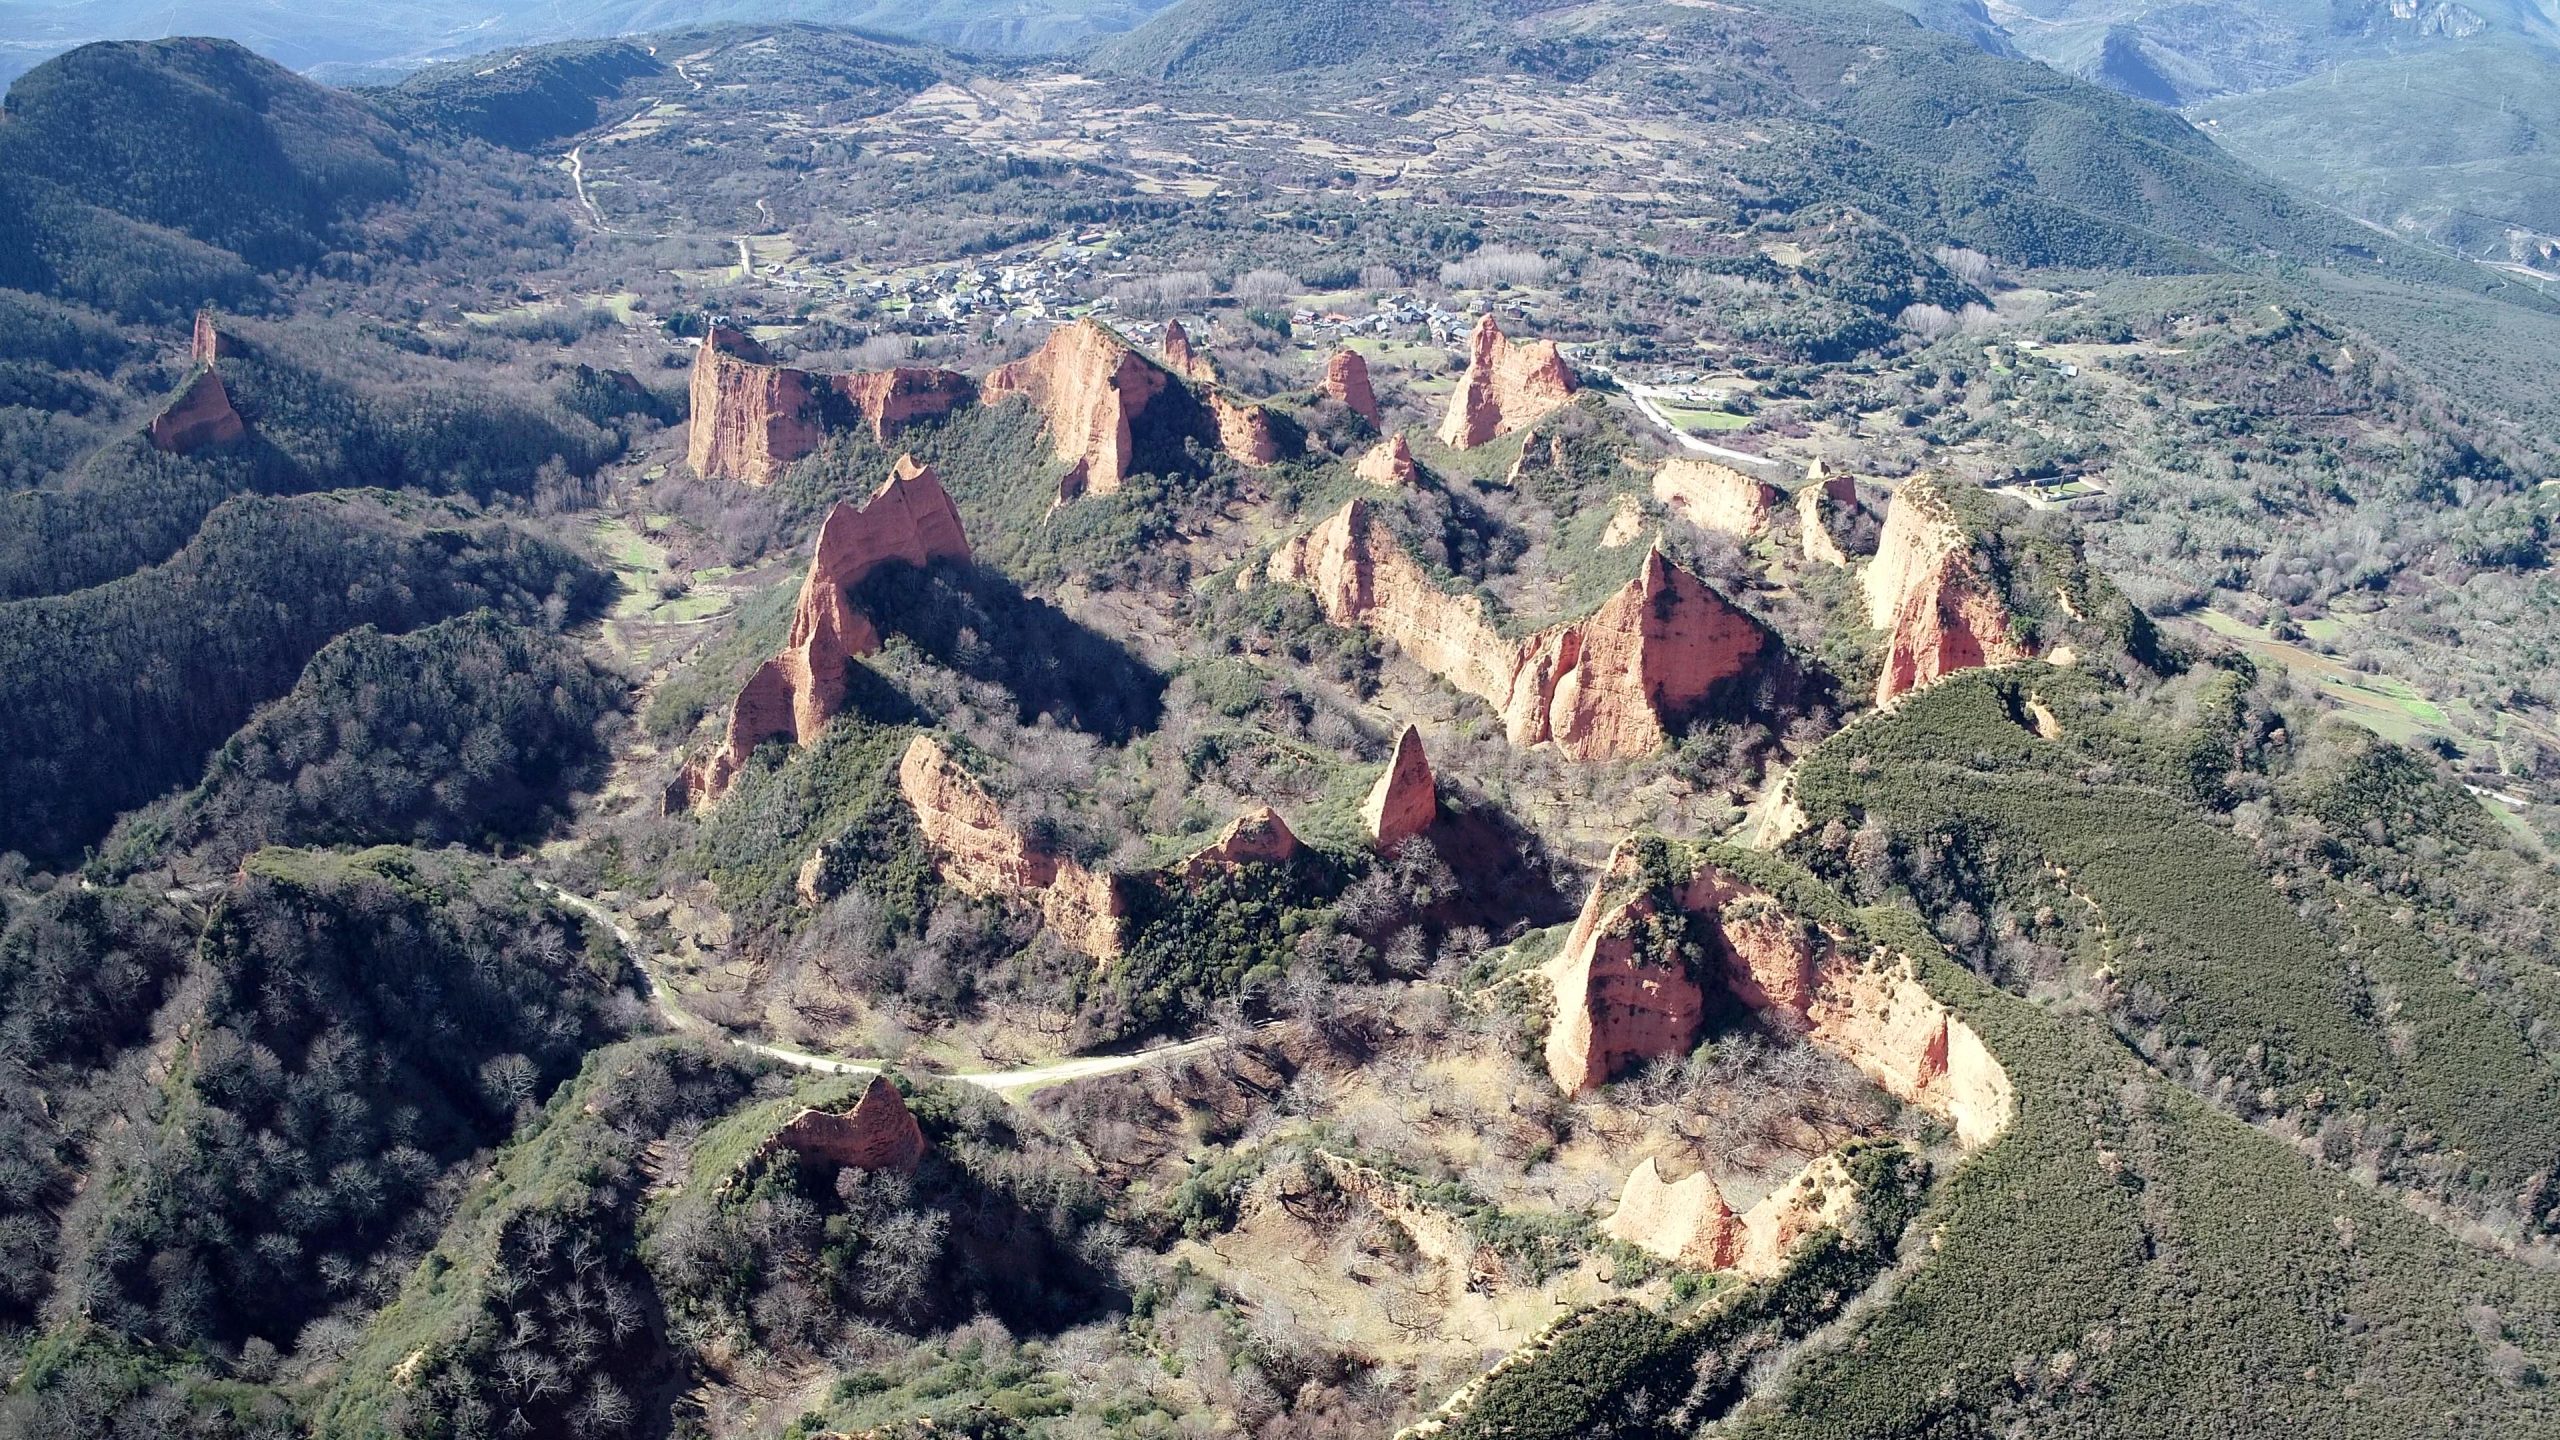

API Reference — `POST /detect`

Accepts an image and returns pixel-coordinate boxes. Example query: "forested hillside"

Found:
[0,495,608,862]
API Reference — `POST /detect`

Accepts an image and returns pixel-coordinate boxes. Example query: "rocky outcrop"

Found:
[686,326,970,485]
[149,368,245,454]
[985,318,1172,500]
[190,308,236,367]
[1538,851,1714,1094]
[1268,501,1765,761]
[1355,433,1419,488]
[898,736,1125,961]
[1510,548,1768,761]
[1175,805,1301,879]
[1603,1156,1744,1269]
[767,1075,928,1174]
[1437,314,1576,450]
[1653,458,1778,538]
[1268,497,1528,715]
[1731,1152,1857,1277]
[1542,842,2015,1148]
[1605,1146,1863,1280]
[1505,429,1568,491]
[836,365,974,440]
[1161,318,1217,385]
[1797,485,1851,567]
[687,326,825,485]
[686,456,971,803]
[1210,392,1282,467]
[1323,347,1380,427]
[1363,725,1439,850]
[1863,477,2026,706]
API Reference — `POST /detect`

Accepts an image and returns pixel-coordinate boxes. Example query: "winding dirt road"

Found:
[532,878,1229,1094]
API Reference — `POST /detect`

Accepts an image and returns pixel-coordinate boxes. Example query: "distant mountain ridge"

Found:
[0,0,1185,87]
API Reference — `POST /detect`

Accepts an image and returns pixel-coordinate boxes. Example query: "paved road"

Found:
[531,878,1229,1094]
[1626,386,1794,479]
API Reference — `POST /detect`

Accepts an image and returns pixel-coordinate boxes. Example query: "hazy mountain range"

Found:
[0,0,1182,83]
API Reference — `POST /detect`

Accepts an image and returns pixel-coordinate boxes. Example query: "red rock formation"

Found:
[1323,347,1380,427]
[898,736,1125,960]
[1863,477,2026,706]
[1539,859,1711,1094]
[1540,841,2015,1146]
[190,308,235,367]
[1437,314,1576,450]
[1161,318,1217,385]
[1362,725,1438,849]
[687,456,971,802]
[1355,434,1419,488]
[684,324,967,484]
[1268,502,1764,761]
[1509,547,1767,760]
[1175,805,1301,879]
[769,1075,928,1174]
[984,318,1171,500]
[687,326,825,485]
[149,369,245,454]
[1652,458,1778,538]
[1210,392,1282,468]
[834,366,974,441]
[1604,1157,1744,1270]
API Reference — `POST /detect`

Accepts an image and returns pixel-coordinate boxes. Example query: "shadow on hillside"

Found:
[1411,791,1577,935]
[858,560,1165,743]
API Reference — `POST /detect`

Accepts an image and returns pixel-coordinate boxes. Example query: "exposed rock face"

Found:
[1863,477,2026,706]
[1512,547,1767,760]
[1161,318,1217,385]
[1269,497,1523,709]
[1210,392,1282,467]
[1599,494,1646,549]
[1798,484,1852,567]
[1437,314,1576,450]
[1539,854,1713,1094]
[687,326,825,485]
[1604,1156,1744,1269]
[836,365,974,440]
[1363,725,1439,850]
[1730,1152,1857,1278]
[1541,842,2016,1148]
[898,735,1124,960]
[687,456,971,803]
[1323,347,1380,426]
[1607,1151,1865,1279]
[190,308,235,367]
[1653,458,1778,538]
[1505,429,1568,490]
[1268,501,1764,761]
[1175,805,1301,879]
[685,326,969,484]
[1606,1148,1863,1279]
[768,1075,927,1174]
[984,318,1171,500]
[149,368,245,453]
[1355,433,1419,488]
